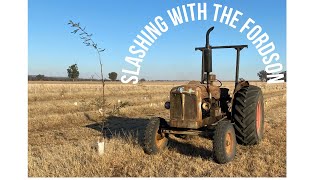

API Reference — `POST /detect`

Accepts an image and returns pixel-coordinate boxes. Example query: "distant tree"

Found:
[140,78,146,82]
[36,74,45,81]
[108,72,117,81]
[67,64,79,81]
[257,70,268,82]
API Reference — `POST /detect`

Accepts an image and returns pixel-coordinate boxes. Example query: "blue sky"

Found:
[28,0,286,81]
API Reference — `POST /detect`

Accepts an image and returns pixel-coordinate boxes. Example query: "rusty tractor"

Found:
[143,26,264,164]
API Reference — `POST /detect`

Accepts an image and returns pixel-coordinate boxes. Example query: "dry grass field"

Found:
[28,81,286,177]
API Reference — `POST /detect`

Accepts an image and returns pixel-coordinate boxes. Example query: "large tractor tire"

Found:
[143,117,168,154]
[212,121,236,164]
[232,85,264,145]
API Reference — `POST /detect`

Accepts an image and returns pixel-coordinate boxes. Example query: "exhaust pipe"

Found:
[206,26,214,48]
[204,26,214,73]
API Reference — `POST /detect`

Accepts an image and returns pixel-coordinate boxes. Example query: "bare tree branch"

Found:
[68,20,107,135]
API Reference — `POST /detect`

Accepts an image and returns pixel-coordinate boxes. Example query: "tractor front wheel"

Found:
[143,117,168,154]
[212,121,237,164]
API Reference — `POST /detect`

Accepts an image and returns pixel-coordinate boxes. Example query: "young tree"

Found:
[67,63,79,81]
[108,72,117,81]
[68,20,106,99]
[257,70,268,82]
[68,20,107,138]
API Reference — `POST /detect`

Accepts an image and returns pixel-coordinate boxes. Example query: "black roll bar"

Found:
[195,28,248,87]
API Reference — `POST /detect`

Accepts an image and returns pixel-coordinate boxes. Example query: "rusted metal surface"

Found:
[180,82,221,99]
[162,129,203,135]
[208,74,216,83]
[162,129,214,137]
[233,80,250,95]
[169,81,221,129]
[166,26,249,130]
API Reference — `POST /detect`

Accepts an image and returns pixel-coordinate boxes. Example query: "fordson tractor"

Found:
[143,26,264,164]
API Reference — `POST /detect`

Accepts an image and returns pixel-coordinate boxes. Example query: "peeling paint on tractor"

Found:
[143,26,265,164]
[169,82,221,129]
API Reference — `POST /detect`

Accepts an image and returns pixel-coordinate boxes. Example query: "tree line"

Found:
[257,70,286,82]
[30,64,285,82]
[29,64,119,81]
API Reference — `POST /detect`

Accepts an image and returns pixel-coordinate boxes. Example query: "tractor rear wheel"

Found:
[143,117,168,154]
[212,121,236,164]
[232,85,264,145]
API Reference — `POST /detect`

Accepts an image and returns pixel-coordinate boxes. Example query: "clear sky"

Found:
[28,0,286,81]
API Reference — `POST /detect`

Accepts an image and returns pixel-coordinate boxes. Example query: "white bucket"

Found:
[97,139,105,155]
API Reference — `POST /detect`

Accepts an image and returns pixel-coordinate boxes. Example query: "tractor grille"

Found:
[170,93,197,120]
[184,94,197,120]
[170,93,182,119]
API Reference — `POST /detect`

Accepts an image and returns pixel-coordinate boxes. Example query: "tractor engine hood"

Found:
[170,81,220,100]
[168,81,221,129]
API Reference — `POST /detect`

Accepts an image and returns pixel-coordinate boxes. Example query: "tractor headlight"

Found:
[164,101,170,109]
[202,102,211,111]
